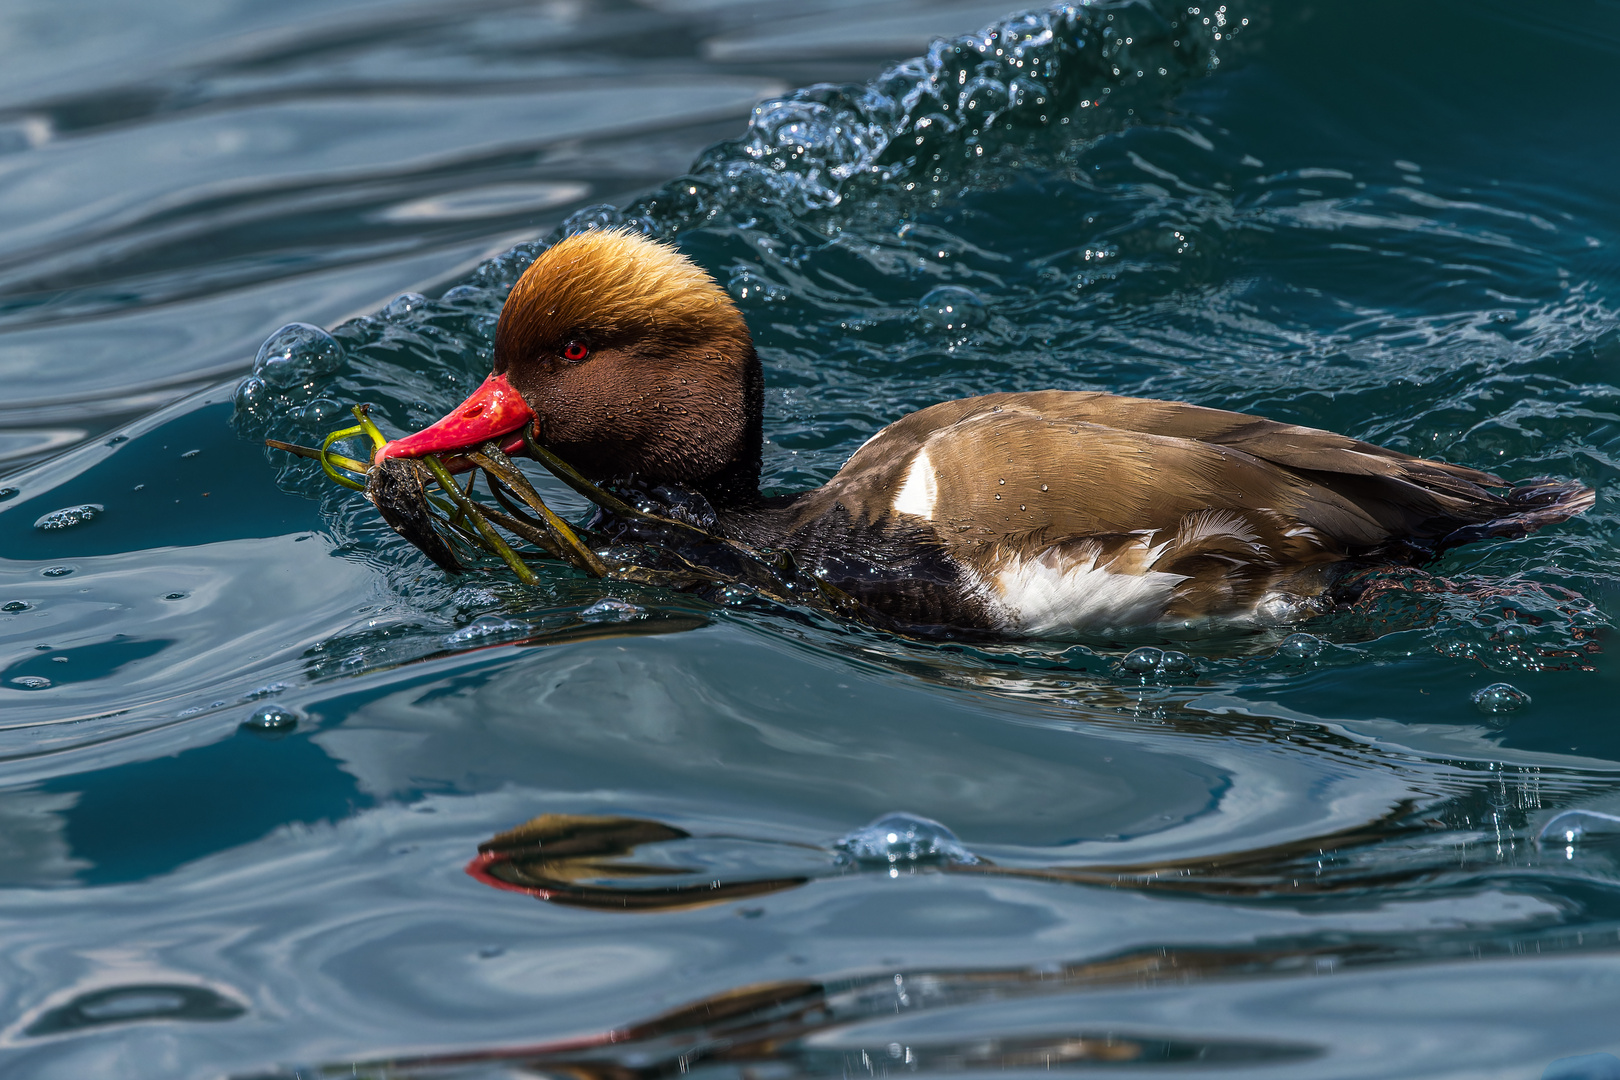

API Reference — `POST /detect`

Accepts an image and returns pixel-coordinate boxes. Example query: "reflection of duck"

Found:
[377,230,1593,634]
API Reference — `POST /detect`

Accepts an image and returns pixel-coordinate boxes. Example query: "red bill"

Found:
[373,372,535,470]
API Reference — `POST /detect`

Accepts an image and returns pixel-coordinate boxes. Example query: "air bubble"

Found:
[836,813,978,867]
[1498,623,1530,643]
[8,676,51,690]
[918,286,987,331]
[580,598,645,622]
[300,398,345,423]
[42,566,74,577]
[1473,682,1530,714]
[1538,810,1620,847]
[1120,647,1162,674]
[241,705,300,736]
[382,293,427,319]
[34,504,102,531]
[1277,633,1323,659]
[1158,650,1195,675]
[3,601,29,612]
[233,375,269,414]
[252,322,345,389]
[0,486,17,501]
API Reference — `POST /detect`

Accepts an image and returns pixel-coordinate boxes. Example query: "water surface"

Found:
[3,1,1620,1077]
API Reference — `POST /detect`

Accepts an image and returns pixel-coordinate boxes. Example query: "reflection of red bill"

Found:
[373,372,536,469]
[465,849,555,901]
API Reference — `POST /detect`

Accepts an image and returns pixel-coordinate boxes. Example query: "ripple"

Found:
[22,983,245,1037]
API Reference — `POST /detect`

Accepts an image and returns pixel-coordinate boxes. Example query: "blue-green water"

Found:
[3,1,1620,1076]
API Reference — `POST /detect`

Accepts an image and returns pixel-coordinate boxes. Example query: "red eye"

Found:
[561,341,589,362]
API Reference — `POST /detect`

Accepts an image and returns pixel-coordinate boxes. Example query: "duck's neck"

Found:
[691,348,767,509]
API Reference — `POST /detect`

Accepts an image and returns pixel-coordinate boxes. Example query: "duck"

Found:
[375,228,1595,636]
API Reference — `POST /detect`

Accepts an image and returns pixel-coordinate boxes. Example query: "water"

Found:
[2,0,1620,1076]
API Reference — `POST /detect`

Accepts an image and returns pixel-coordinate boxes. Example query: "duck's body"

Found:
[377,230,1594,636]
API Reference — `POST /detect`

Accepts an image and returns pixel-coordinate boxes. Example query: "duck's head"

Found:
[376,229,762,502]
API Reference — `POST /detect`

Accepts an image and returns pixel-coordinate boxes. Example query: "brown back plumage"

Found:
[777,391,1592,621]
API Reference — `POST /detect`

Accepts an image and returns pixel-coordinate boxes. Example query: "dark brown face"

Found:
[495,325,758,492]
[488,228,763,500]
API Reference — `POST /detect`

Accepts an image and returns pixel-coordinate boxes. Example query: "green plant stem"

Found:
[350,405,389,452]
[265,439,370,475]
[420,455,538,585]
[468,446,606,577]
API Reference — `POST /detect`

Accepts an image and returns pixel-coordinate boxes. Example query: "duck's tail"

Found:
[1436,477,1596,552]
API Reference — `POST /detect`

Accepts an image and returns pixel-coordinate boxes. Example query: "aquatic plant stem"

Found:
[265,439,370,477]
[468,445,607,577]
[350,404,389,453]
[319,424,368,490]
[420,455,538,585]
[520,431,656,524]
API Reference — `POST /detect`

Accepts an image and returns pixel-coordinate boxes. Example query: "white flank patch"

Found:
[988,549,1188,635]
[892,448,938,520]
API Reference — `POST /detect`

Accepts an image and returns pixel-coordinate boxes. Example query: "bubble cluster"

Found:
[1119,646,1197,679]
[836,812,979,869]
[241,682,289,701]
[580,598,646,622]
[443,615,531,645]
[33,504,103,531]
[673,4,1226,213]
[233,322,347,435]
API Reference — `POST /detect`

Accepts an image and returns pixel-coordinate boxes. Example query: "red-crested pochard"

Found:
[376,229,1595,634]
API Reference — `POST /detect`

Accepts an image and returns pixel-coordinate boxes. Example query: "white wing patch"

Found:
[892,448,938,520]
[986,545,1188,635]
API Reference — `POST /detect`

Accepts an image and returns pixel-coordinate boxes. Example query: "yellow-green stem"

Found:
[421,455,537,585]
[469,447,606,577]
